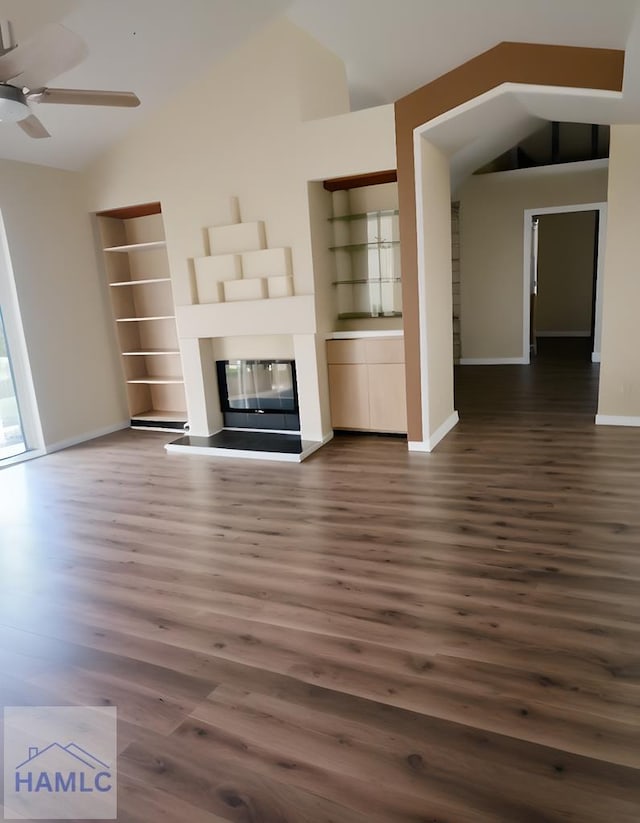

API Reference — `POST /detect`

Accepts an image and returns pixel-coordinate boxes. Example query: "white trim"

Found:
[0,448,46,469]
[413,129,432,443]
[408,411,459,453]
[535,330,591,338]
[408,441,430,452]
[459,357,528,365]
[523,202,606,365]
[415,81,620,138]
[45,420,129,455]
[524,201,607,217]
[595,415,640,427]
[591,352,601,363]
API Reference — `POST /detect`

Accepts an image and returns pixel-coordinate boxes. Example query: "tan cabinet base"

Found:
[327,338,407,434]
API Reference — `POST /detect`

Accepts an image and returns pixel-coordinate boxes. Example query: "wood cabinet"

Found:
[327,337,407,433]
[97,202,187,431]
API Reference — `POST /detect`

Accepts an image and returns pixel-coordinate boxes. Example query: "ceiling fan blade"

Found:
[30,88,140,108]
[17,113,50,139]
[0,23,87,87]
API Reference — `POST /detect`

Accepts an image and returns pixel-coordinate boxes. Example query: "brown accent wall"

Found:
[395,42,624,441]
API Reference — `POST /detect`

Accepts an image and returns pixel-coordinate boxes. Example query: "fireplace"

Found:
[216,359,300,431]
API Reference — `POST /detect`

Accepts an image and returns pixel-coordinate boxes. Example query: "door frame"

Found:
[522,201,607,364]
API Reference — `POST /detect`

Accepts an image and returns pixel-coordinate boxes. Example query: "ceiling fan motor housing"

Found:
[0,82,29,121]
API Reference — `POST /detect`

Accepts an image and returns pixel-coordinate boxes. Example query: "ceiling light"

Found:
[0,84,29,122]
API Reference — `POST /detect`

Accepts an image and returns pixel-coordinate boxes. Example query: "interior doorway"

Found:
[455,201,605,421]
[523,202,606,365]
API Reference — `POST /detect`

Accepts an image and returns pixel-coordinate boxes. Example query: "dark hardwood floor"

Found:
[1,344,640,822]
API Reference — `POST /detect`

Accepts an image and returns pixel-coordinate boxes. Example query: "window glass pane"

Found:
[0,308,25,460]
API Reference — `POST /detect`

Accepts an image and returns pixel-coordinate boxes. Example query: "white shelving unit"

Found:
[97,202,187,431]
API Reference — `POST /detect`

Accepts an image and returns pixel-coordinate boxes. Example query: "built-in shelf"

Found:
[97,203,187,431]
[116,315,175,322]
[338,311,403,319]
[328,330,404,339]
[329,241,400,252]
[333,277,401,286]
[131,409,186,422]
[328,203,402,319]
[109,277,171,287]
[103,240,167,253]
[121,348,181,356]
[127,376,184,385]
[328,209,399,222]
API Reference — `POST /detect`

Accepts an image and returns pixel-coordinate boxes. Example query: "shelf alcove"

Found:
[96,202,187,431]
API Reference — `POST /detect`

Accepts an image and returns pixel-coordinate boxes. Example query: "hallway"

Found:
[455,338,599,421]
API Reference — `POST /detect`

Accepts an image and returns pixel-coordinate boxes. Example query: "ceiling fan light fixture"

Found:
[0,83,29,122]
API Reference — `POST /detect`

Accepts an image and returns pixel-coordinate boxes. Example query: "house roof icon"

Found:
[16,742,110,771]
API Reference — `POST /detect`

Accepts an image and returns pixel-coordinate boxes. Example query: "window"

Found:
[0,307,26,460]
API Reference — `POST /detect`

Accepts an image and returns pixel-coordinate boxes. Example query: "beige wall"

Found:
[85,19,348,306]
[598,126,640,420]
[301,104,396,184]
[0,159,126,451]
[536,210,597,334]
[212,335,294,361]
[84,18,395,441]
[458,161,608,359]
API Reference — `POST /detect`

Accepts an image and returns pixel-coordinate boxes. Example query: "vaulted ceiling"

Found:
[0,0,639,171]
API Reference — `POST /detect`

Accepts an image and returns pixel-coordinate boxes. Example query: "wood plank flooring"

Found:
[1,344,640,821]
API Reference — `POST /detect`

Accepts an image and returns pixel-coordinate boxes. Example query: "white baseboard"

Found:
[459,357,528,365]
[0,448,46,469]
[408,411,459,453]
[536,330,591,338]
[595,415,640,427]
[591,352,601,363]
[45,420,130,455]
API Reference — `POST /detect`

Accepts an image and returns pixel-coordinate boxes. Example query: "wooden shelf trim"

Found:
[323,169,397,192]
[96,202,162,220]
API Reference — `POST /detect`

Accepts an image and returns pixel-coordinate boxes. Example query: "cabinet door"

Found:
[364,337,405,364]
[328,364,370,429]
[326,339,367,364]
[368,363,407,433]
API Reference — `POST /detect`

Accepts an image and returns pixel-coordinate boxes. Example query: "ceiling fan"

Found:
[0,20,140,139]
